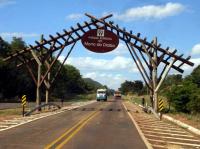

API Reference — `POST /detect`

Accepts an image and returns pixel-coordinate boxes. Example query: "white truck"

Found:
[96,89,107,101]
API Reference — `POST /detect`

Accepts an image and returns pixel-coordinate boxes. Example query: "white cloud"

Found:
[191,43,200,55]
[84,72,126,89]
[66,13,83,20]
[114,2,185,22]
[58,56,138,73]
[0,32,39,38]
[110,43,128,55]
[0,0,15,7]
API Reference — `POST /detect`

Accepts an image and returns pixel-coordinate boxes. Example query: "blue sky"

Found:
[1,0,200,89]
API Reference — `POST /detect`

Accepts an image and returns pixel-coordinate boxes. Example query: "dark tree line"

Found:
[119,80,144,95]
[163,66,200,114]
[0,37,102,102]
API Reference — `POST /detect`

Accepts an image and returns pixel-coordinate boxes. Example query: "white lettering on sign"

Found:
[84,41,115,48]
[88,36,99,40]
[97,29,104,37]
[103,43,115,47]
[84,41,96,46]
[81,29,119,53]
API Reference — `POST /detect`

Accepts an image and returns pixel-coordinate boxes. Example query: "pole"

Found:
[22,105,25,117]
[153,37,158,112]
[45,72,50,104]
[36,64,41,108]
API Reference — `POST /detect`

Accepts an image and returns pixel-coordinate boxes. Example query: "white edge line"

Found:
[0,101,96,132]
[122,102,153,149]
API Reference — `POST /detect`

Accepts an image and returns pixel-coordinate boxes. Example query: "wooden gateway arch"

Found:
[3,13,194,113]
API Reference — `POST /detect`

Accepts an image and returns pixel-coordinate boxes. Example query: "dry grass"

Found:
[0,108,23,116]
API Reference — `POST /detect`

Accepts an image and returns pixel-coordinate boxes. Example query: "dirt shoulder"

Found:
[167,113,200,130]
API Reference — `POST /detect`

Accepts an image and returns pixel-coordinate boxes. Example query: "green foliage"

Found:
[166,82,197,112]
[10,37,27,51]
[160,74,183,93]
[191,65,200,87]
[0,37,11,57]
[165,66,200,114]
[0,37,103,101]
[119,80,144,95]
[83,78,103,91]
[52,64,87,98]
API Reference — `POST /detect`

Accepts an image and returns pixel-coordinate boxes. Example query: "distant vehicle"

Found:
[114,91,121,98]
[96,89,107,101]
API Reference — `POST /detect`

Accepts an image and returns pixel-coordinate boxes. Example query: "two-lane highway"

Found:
[0,99,147,149]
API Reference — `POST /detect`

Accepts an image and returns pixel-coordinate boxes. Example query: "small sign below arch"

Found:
[81,29,119,53]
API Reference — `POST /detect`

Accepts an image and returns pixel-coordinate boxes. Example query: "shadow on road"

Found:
[71,107,132,112]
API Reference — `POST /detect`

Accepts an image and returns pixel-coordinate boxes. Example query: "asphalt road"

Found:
[0,99,147,149]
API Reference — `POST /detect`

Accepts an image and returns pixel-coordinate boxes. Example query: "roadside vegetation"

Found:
[120,65,200,129]
[0,37,108,103]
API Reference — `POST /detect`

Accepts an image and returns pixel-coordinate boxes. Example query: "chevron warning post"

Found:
[21,95,27,106]
[158,98,164,112]
[21,95,27,116]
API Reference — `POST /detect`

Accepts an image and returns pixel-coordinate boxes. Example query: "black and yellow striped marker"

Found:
[21,95,27,106]
[158,98,164,112]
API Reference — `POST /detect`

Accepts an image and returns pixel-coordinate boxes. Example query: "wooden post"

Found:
[36,63,41,107]
[30,35,43,108]
[45,71,50,104]
[149,47,154,108]
[30,49,41,108]
[155,58,176,92]
[152,37,158,112]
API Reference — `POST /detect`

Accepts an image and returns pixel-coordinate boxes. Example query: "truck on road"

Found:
[96,89,107,101]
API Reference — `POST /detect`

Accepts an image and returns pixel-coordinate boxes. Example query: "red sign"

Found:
[81,29,119,53]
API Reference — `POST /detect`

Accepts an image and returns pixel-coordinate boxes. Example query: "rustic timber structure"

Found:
[3,14,194,113]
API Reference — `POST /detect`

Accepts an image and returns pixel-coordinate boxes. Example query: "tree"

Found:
[133,80,143,94]
[119,80,144,95]
[190,65,200,87]
[52,64,87,98]
[0,37,11,57]
[166,81,200,113]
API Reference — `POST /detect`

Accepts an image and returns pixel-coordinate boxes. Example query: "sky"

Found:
[0,0,200,89]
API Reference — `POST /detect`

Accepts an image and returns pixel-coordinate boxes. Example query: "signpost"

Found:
[81,29,119,53]
[158,98,164,112]
[158,98,164,120]
[21,95,27,117]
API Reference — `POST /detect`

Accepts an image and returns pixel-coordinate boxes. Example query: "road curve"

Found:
[0,99,147,149]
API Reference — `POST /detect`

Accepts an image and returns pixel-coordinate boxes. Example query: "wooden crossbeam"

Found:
[3,15,112,62]
[51,41,76,84]
[16,55,37,85]
[128,42,151,82]
[178,56,191,68]
[157,47,170,64]
[71,27,81,38]
[117,33,185,73]
[38,45,66,87]
[77,23,86,33]
[125,42,152,90]
[56,32,68,42]
[85,13,194,67]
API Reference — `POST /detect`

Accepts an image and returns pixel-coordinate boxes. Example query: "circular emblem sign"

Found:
[81,29,119,53]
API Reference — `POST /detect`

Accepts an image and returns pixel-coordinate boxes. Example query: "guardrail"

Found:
[24,103,61,116]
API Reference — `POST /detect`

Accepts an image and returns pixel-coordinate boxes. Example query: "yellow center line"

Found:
[44,111,99,149]
[44,102,108,149]
[56,111,100,149]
